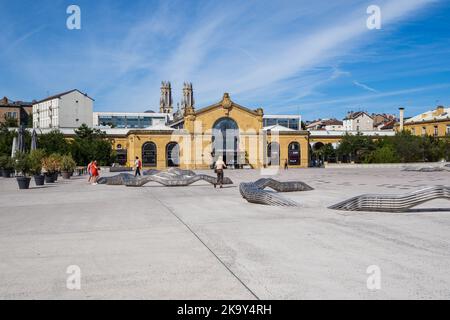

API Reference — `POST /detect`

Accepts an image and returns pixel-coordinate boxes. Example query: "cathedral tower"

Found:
[181,82,194,115]
[159,81,173,114]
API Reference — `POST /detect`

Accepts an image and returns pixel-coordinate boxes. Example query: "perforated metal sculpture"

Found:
[239,178,314,207]
[98,168,233,187]
[403,167,449,172]
[329,186,450,212]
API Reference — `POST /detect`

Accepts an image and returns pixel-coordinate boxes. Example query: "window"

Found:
[140,117,152,127]
[289,120,299,130]
[288,142,300,165]
[263,118,277,127]
[166,142,180,167]
[446,125,450,136]
[212,117,239,165]
[116,144,122,150]
[267,142,280,166]
[278,119,289,128]
[422,127,426,136]
[434,126,438,137]
[126,117,139,128]
[6,112,17,119]
[142,142,157,167]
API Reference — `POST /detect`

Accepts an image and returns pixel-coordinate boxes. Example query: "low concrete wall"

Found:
[325,162,449,169]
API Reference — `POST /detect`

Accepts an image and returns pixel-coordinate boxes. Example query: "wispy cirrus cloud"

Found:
[353,81,379,93]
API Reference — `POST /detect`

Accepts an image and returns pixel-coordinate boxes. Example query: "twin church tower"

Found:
[159,81,194,118]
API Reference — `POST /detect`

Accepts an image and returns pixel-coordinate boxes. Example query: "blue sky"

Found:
[1,0,449,120]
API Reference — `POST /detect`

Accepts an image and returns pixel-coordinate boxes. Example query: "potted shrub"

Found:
[13,151,32,190]
[42,154,61,183]
[29,149,46,186]
[0,155,14,178]
[52,154,62,181]
[61,155,76,179]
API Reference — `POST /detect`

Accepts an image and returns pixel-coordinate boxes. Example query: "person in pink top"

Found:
[87,161,94,183]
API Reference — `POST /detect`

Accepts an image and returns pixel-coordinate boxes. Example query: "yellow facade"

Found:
[107,93,310,170]
[403,120,450,137]
[400,106,450,137]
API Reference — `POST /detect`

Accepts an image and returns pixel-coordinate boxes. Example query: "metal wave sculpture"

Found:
[98,173,136,185]
[239,178,314,207]
[98,168,233,187]
[329,186,450,212]
[403,166,449,172]
[125,173,233,187]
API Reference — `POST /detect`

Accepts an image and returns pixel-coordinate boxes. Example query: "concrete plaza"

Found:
[0,168,449,299]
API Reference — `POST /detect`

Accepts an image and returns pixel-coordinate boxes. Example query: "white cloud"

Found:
[353,81,379,93]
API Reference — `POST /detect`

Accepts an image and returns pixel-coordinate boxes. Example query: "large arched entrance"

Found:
[142,142,157,167]
[166,142,180,167]
[212,117,239,166]
[267,142,280,166]
[288,142,301,165]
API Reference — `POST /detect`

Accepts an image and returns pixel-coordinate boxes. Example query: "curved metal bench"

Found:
[126,174,233,187]
[329,186,450,212]
[240,178,314,207]
[98,169,233,187]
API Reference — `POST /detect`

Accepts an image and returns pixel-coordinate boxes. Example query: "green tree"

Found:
[337,134,375,163]
[3,115,18,127]
[26,113,33,128]
[366,145,400,163]
[383,131,423,163]
[38,130,71,155]
[70,124,115,166]
[0,122,15,156]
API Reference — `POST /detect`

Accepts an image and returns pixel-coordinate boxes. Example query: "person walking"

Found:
[91,161,100,185]
[284,159,289,170]
[87,160,94,183]
[134,156,142,177]
[214,156,227,188]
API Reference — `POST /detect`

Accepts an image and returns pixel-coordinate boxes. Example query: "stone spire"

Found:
[181,82,194,115]
[159,81,173,114]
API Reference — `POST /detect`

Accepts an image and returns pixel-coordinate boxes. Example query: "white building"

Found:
[33,89,94,129]
[93,112,171,129]
[343,111,374,131]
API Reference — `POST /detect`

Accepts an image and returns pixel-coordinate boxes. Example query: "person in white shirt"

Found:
[214,156,227,188]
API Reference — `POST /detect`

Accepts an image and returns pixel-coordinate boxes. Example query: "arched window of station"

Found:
[142,142,157,167]
[288,142,301,165]
[212,117,239,166]
[267,142,280,166]
[166,142,180,167]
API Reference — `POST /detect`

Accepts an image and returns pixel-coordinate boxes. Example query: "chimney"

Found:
[399,107,405,131]
[436,105,445,116]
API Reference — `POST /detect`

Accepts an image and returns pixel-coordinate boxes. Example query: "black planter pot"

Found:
[17,176,31,190]
[2,169,12,178]
[62,171,71,179]
[45,173,55,183]
[53,172,58,181]
[34,175,45,186]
